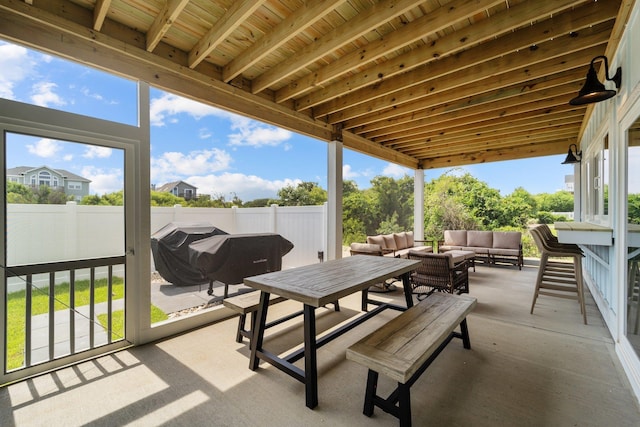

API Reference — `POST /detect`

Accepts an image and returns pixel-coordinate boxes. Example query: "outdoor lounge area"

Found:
[3,0,640,422]
[2,264,639,426]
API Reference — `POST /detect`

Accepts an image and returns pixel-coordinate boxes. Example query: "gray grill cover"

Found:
[151,222,228,286]
[188,233,294,285]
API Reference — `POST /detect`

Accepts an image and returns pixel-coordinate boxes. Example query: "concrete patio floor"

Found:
[2,264,640,426]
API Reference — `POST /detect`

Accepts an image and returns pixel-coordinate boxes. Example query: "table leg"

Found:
[303,304,318,408]
[401,272,414,308]
[249,291,270,371]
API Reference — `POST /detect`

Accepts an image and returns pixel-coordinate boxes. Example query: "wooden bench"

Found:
[223,291,340,344]
[346,293,477,427]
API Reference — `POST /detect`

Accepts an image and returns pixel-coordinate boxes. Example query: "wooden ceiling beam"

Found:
[418,140,575,169]
[250,0,426,94]
[223,0,347,83]
[411,130,580,160]
[400,122,583,155]
[341,130,418,170]
[93,0,112,31]
[373,83,582,143]
[276,0,505,103]
[324,21,613,123]
[296,0,605,112]
[387,110,585,149]
[364,78,584,143]
[188,0,266,69]
[358,69,583,137]
[146,0,190,52]
[341,43,605,130]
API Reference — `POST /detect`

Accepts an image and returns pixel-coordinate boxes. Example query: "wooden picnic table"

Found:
[245,255,421,409]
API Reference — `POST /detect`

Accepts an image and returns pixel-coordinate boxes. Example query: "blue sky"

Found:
[0,40,572,201]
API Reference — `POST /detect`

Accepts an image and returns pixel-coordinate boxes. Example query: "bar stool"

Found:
[529,225,587,324]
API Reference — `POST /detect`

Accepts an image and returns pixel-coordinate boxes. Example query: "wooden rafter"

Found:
[93,0,112,31]
[146,0,190,52]
[188,0,266,69]
[251,0,427,94]
[0,0,630,169]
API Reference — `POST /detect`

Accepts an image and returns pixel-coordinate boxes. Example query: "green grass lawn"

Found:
[5,277,167,371]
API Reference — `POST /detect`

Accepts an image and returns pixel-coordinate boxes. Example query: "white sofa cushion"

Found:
[467,230,493,248]
[444,230,467,246]
[393,232,409,250]
[492,231,522,249]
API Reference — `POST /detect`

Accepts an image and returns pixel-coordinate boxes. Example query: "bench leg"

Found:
[398,382,412,427]
[363,369,378,417]
[460,318,471,349]
[236,314,247,343]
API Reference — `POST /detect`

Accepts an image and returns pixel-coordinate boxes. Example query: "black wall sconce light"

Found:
[561,144,582,164]
[569,55,622,105]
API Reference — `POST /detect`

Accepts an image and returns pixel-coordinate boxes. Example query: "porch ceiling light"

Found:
[569,55,622,106]
[561,144,582,164]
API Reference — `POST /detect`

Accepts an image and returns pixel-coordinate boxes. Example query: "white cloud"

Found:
[31,82,66,107]
[228,116,292,147]
[83,146,113,159]
[151,148,232,184]
[198,127,212,139]
[26,138,62,158]
[343,164,359,179]
[188,173,301,201]
[150,92,230,126]
[0,42,37,99]
[150,92,292,148]
[81,166,123,195]
[383,162,410,177]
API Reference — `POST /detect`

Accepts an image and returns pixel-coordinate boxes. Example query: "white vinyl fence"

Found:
[5,202,327,292]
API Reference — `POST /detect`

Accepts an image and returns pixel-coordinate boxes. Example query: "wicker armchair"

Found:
[407,250,469,300]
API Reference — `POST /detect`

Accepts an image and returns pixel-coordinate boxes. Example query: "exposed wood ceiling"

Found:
[0,0,634,169]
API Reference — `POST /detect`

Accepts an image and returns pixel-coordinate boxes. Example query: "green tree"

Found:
[243,198,271,207]
[535,191,574,212]
[369,175,413,232]
[500,187,537,228]
[343,182,376,243]
[276,181,327,206]
[32,185,72,204]
[629,193,640,224]
[6,182,36,203]
[150,190,185,207]
[80,190,124,206]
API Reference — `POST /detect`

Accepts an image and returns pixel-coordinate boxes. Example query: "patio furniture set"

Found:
[243,255,477,427]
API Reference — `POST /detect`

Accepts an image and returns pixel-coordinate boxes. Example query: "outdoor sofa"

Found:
[365,231,433,258]
[438,230,523,269]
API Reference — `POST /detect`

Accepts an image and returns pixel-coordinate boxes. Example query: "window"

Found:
[68,182,81,190]
[38,171,51,186]
[584,134,610,223]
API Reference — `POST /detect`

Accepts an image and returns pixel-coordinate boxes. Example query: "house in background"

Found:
[6,166,91,201]
[155,180,198,200]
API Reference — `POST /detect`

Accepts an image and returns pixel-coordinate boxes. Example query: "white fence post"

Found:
[65,201,78,261]
[270,204,278,233]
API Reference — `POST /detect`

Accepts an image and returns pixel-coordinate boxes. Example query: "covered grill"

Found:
[151,222,228,287]
[188,233,294,297]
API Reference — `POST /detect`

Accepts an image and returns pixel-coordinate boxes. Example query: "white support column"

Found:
[327,140,343,260]
[573,163,582,221]
[414,169,425,241]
